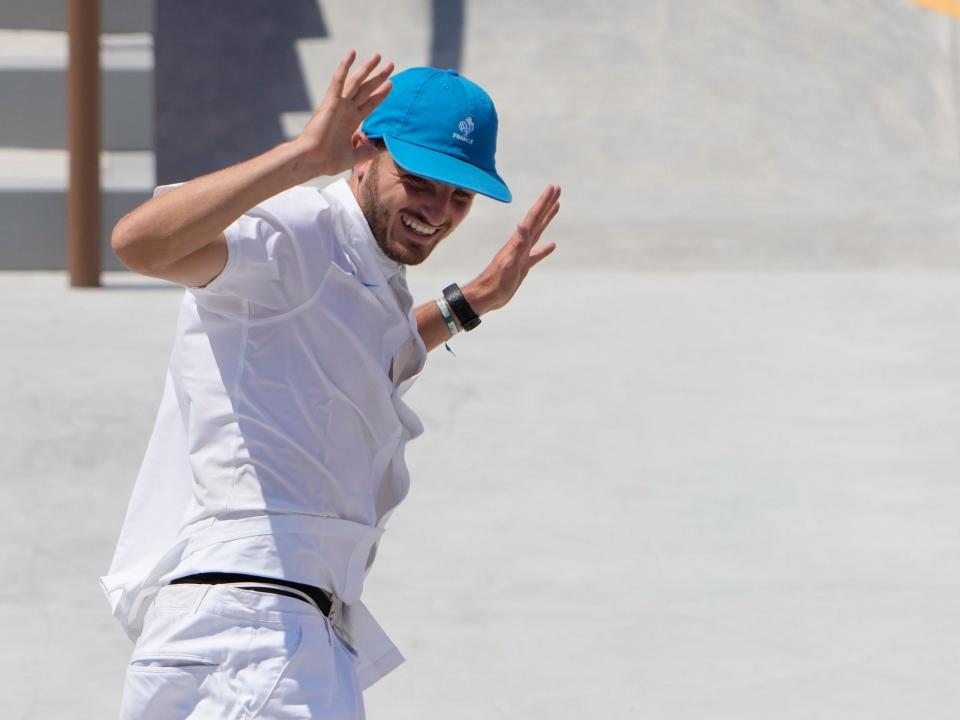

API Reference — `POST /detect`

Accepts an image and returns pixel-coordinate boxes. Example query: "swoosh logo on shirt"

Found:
[342,263,379,288]
[346,268,378,288]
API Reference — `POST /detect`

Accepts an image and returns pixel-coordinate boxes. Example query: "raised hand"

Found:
[296,50,394,178]
[468,184,561,314]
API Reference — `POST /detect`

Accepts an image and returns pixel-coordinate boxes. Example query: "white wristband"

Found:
[436,296,459,337]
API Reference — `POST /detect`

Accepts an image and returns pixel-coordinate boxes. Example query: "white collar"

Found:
[323,178,404,285]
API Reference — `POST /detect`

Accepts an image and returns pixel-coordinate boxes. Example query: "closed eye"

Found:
[401,172,474,203]
[402,173,430,188]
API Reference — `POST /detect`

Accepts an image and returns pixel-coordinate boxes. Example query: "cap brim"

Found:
[383,135,512,203]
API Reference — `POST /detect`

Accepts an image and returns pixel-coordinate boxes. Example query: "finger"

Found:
[354,62,394,104]
[519,185,555,230]
[328,50,356,97]
[518,197,556,249]
[528,241,557,268]
[521,184,560,238]
[533,201,560,242]
[343,53,382,98]
[536,185,561,228]
[513,223,534,249]
[357,79,393,117]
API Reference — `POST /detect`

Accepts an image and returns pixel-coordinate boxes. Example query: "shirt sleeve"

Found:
[152,184,335,319]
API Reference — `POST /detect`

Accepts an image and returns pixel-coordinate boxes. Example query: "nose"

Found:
[418,184,454,226]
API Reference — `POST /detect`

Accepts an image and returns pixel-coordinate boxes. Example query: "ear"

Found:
[351,131,379,179]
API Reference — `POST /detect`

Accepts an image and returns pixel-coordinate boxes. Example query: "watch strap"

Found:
[442,283,481,331]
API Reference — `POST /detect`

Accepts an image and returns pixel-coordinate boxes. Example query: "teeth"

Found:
[401,214,438,236]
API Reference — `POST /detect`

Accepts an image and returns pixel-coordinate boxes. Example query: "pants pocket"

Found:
[120,660,219,720]
[129,653,220,671]
[255,617,364,720]
[236,621,304,719]
[122,590,319,719]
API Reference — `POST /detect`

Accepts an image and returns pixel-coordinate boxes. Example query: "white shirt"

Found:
[100,179,428,689]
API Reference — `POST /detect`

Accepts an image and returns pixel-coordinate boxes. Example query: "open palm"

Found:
[473,185,562,313]
[297,51,394,178]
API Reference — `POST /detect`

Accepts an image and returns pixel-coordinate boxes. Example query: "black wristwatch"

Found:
[442,283,481,331]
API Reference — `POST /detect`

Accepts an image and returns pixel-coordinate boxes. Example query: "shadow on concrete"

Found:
[155,0,327,184]
[156,1,468,185]
[430,0,465,72]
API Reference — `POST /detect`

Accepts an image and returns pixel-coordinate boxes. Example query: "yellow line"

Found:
[912,0,960,18]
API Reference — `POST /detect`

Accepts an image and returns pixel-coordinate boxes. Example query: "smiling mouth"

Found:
[400,212,440,237]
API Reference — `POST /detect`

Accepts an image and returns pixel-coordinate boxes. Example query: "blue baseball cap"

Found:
[362,67,512,203]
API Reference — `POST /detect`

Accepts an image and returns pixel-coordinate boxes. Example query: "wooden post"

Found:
[67,0,101,287]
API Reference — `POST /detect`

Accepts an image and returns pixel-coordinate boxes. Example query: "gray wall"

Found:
[155,0,328,183]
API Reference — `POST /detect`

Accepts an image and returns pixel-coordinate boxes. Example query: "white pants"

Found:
[119,584,365,719]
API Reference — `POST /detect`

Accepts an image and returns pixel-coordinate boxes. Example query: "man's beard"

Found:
[358,156,407,264]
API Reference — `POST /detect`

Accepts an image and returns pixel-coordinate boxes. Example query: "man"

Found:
[102,52,560,719]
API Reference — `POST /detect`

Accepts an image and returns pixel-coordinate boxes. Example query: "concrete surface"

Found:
[156,0,960,268]
[0,30,153,150]
[6,0,960,267]
[0,2,155,271]
[5,0,960,717]
[0,149,154,270]
[3,268,960,718]
[0,0,153,33]
[155,0,327,184]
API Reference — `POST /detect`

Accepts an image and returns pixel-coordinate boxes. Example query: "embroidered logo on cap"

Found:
[453,116,475,145]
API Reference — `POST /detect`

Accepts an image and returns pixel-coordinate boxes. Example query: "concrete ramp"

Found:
[153,0,960,269]
[449,0,960,269]
[2,0,957,269]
